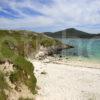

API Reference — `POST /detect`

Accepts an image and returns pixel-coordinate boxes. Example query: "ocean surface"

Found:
[58,38,100,62]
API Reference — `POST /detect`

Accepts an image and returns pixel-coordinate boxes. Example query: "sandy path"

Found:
[31,60,100,100]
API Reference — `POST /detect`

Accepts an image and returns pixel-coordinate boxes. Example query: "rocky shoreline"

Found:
[35,44,73,59]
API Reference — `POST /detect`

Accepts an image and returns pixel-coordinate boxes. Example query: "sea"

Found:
[58,38,100,62]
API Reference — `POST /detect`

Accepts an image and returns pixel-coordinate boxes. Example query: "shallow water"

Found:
[58,38,100,62]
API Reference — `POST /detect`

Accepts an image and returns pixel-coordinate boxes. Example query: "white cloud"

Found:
[0,0,100,32]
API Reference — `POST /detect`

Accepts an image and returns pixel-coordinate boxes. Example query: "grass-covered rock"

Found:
[19,97,33,100]
[0,72,8,100]
[0,30,67,99]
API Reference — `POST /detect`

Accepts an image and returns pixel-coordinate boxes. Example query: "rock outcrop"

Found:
[35,44,73,59]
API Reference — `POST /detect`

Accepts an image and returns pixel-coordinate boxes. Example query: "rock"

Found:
[15,86,21,92]
[41,71,47,75]
[35,44,73,60]
[36,85,41,90]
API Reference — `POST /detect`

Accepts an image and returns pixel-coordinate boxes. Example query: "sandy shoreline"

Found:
[29,57,100,100]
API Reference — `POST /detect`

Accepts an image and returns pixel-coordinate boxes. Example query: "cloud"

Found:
[0,0,100,33]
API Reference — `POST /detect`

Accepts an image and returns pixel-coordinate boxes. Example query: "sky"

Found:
[0,0,100,33]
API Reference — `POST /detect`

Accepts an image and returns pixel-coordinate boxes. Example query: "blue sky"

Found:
[0,0,100,33]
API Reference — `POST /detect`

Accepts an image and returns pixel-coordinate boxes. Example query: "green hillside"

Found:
[0,30,62,59]
[0,30,64,100]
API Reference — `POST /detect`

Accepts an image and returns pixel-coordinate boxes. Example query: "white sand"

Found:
[30,58,100,100]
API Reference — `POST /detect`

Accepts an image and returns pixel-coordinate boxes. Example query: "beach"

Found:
[29,57,100,100]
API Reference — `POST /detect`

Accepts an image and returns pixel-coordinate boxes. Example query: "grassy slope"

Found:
[0,72,9,100]
[0,30,62,99]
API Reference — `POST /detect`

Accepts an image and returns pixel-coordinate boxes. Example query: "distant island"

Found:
[44,28,100,38]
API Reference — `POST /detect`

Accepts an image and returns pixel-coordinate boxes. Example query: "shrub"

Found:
[0,72,8,90]
[11,56,37,94]
[0,91,7,100]
[19,97,33,100]
[9,71,20,84]
[0,72,8,100]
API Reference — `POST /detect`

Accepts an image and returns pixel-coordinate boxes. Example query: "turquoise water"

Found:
[58,38,100,61]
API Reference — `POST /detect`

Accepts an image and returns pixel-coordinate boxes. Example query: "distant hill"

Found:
[44,28,100,38]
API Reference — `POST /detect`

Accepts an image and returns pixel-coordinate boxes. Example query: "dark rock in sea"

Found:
[73,53,77,56]
[59,55,62,58]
